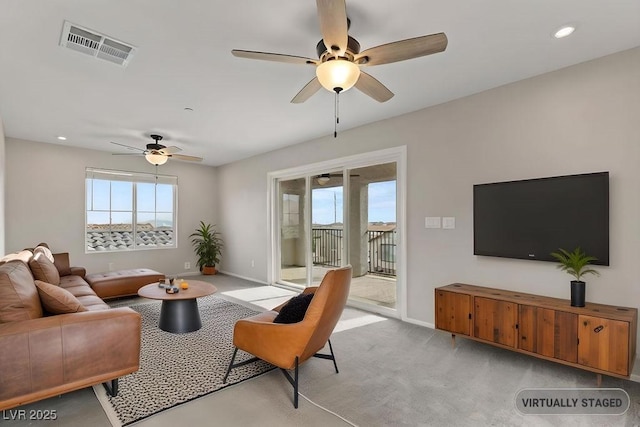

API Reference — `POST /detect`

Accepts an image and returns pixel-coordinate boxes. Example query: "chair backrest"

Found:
[298,265,351,362]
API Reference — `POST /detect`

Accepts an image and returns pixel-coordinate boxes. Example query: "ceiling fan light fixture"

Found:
[145,152,168,166]
[317,175,331,185]
[316,59,360,93]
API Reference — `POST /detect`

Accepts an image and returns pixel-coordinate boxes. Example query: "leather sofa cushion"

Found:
[76,295,110,311]
[35,280,87,314]
[29,253,61,285]
[0,261,43,322]
[86,268,164,299]
[59,275,95,295]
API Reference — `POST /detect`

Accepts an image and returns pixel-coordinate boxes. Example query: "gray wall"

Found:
[4,138,218,276]
[218,47,640,331]
[0,116,5,255]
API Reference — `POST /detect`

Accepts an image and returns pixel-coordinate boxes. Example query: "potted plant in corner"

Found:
[550,247,599,307]
[190,221,224,275]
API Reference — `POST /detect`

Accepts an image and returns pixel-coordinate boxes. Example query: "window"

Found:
[281,193,300,239]
[85,168,177,252]
[282,193,299,226]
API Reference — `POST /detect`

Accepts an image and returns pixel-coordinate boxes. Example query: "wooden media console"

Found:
[435,283,637,384]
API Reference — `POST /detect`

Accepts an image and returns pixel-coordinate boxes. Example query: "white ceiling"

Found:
[1,1,638,167]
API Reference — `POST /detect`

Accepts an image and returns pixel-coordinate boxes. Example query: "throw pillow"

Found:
[29,252,61,285]
[33,245,55,263]
[273,292,314,324]
[35,280,87,314]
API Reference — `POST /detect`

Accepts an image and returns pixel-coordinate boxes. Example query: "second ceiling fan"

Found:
[232,0,448,103]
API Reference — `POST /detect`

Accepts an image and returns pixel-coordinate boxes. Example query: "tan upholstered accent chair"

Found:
[223,266,352,408]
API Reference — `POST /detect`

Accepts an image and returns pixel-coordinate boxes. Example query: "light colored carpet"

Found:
[11,274,638,426]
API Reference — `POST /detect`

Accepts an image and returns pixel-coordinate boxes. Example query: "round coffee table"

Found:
[138,280,217,333]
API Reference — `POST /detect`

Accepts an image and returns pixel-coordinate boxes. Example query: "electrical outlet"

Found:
[184,262,190,270]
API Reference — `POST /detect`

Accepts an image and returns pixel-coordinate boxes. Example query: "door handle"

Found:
[594,325,604,333]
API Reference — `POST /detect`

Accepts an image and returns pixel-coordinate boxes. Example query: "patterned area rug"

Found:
[93,296,274,426]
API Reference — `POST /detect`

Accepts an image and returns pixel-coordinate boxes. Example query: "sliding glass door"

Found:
[272,148,404,316]
[311,172,344,285]
[278,177,307,285]
[347,163,397,309]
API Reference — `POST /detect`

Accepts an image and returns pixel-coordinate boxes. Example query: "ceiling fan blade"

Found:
[112,153,145,156]
[168,154,203,162]
[110,141,144,152]
[291,77,323,104]
[355,71,394,103]
[232,50,318,65]
[158,146,182,155]
[355,32,448,66]
[316,0,348,57]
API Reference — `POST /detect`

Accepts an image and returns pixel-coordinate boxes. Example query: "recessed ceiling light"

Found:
[57,136,67,141]
[554,25,576,39]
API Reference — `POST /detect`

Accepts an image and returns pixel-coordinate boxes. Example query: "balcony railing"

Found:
[312,228,396,277]
[312,228,342,267]
[367,230,396,277]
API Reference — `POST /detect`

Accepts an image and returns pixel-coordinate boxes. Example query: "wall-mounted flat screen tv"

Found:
[473,172,609,265]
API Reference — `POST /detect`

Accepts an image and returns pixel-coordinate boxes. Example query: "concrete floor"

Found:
[5,274,640,426]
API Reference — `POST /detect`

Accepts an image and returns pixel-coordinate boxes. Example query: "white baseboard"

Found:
[403,317,434,329]
[168,271,200,278]
[218,270,269,285]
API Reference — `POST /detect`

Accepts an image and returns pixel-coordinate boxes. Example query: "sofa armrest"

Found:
[52,252,85,278]
[0,307,141,410]
[69,266,87,278]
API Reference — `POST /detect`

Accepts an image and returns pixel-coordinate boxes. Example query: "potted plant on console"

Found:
[190,221,224,275]
[550,247,599,307]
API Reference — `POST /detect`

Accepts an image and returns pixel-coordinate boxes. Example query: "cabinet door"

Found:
[578,315,629,376]
[518,305,577,362]
[474,297,517,347]
[435,290,471,335]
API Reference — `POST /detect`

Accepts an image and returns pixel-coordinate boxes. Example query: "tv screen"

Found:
[473,172,609,265]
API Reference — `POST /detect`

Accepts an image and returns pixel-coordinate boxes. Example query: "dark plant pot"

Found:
[571,280,585,307]
[202,266,217,275]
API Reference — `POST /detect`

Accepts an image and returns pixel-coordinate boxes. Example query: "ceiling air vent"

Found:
[59,21,136,67]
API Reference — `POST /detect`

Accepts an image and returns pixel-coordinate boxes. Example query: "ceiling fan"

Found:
[232,0,448,104]
[110,134,203,166]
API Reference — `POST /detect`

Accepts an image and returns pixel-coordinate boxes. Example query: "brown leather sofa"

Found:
[86,268,165,299]
[0,246,141,410]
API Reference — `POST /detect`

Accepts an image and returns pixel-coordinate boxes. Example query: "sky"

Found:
[86,179,174,226]
[312,180,396,224]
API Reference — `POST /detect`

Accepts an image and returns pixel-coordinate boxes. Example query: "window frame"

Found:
[85,168,178,253]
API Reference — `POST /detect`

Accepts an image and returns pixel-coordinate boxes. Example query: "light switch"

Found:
[425,217,441,229]
[443,217,456,229]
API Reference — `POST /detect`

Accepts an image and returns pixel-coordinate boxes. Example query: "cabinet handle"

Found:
[594,325,604,333]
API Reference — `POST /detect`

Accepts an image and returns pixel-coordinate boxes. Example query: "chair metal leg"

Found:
[223,347,261,384]
[223,347,239,384]
[279,356,299,408]
[102,378,118,397]
[328,339,339,373]
[313,339,339,373]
